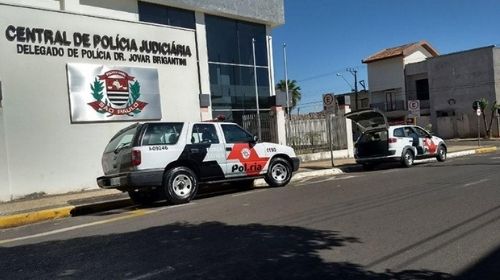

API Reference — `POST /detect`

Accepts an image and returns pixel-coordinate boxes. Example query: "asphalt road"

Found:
[1,152,500,279]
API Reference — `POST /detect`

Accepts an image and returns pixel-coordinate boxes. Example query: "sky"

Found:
[272,0,500,113]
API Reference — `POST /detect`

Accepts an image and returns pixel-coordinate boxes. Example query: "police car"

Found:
[97,121,300,205]
[346,109,447,168]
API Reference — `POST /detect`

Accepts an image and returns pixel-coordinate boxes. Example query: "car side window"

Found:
[404,127,416,137]
[191,124,219,144]
[142,123,183,145]
[221,124,253,143]
[415,127,430,138]
[393,128,405,137]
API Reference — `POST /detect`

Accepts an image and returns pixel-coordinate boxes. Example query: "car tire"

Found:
[163,167,198,205]
[401,149,414,168]
[436,145,447,162]
[128,189,160,206]
[264,157,292,187]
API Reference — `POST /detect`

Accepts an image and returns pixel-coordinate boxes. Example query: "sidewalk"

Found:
[0,143,497,229]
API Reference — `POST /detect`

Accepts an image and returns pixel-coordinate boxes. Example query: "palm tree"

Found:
[276,79,302,114]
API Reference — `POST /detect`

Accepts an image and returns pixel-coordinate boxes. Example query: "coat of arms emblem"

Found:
[87,70,148,116]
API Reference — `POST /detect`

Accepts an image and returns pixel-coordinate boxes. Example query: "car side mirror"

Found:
[252,135,259,143]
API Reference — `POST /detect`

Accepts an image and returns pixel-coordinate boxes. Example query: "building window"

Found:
[138,2,195,29]
[205,14,270,124]
[416,79,429,100]
[205,15,268,66]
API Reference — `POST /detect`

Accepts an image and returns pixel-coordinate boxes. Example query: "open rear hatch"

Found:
[345,110,390,157]
[345,109,388,132]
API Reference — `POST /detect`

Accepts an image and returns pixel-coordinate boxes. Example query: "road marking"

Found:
[0,209,149,245]
[126,267,175,280]
[232,189,267,197]
[462,179,490,188]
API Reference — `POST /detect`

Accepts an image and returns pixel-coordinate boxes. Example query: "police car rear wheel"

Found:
[265,158,292,187]
[401,150,414,168]
[163,167,198,205]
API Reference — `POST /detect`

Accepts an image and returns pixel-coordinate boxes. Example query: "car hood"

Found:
[345,109,388,132]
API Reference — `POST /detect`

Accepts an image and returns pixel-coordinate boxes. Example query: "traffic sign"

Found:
[323,93,335,112]
[323,93,335,106]
[408,100,420,117]
[476,108,481,116]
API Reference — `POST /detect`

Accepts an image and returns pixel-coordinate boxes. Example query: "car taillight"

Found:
[388,138,398,143]
[132,150,141,166]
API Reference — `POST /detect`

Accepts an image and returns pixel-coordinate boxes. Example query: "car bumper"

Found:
[291,157,300,171]
[97,169,164,191]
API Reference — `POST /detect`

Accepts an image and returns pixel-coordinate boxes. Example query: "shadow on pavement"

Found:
[0,222,453,279]
[456,244,500,280]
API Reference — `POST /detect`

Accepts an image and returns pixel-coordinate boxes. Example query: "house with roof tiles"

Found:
[362,41,439,120]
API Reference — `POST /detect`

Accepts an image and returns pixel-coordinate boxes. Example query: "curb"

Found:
[254,168,344,187]
[0,206,74,229]
[475,146,497,154]
[0,146,496,229]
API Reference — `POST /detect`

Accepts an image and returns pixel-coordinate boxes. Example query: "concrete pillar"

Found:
[0,108,11,201]
[340,105,354,158]
[271,106,286,145]
[195,11,213,121]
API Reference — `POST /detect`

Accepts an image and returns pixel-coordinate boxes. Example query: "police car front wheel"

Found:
[163,167,198,205]
[265,157,292,187]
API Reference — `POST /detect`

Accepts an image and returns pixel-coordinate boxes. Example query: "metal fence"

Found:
[242,112,278,143]
[286,113,348,154]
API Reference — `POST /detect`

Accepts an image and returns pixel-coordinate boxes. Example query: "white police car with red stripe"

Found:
[97,121,300,205]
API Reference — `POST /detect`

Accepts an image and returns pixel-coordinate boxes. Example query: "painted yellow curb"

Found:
[475,146,497,154]
[0,206,75,229]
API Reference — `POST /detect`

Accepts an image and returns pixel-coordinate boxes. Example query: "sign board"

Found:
[323,93,335,111]
[67,63,161,122]
[408,100,420,117]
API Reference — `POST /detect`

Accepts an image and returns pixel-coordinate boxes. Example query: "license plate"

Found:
[110,177,121,186]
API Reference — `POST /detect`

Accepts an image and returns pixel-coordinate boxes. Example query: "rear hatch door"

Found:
[345,109,388,132]
[102,124,140,175]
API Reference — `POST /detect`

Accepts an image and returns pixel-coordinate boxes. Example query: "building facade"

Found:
[364,41,500,138]
[0,0,285,201]
[362,41,438,120]
[406,46,500,138]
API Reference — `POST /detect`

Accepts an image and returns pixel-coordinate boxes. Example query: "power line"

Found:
[296,65,365,83]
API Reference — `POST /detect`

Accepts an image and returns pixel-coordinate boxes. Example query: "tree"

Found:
[276,80,302,114]
[478,98,500,138]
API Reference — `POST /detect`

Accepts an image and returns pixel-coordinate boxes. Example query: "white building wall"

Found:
[0,4,200,200]
[367,56,405,92]
[0,0,61,10]
[403,46,432,65]
[0,109,10,201]
[63,0,138,21]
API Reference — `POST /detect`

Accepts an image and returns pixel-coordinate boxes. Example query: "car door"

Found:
[221,123,267,178]
[183,123,226,180]
[414,126,438,156]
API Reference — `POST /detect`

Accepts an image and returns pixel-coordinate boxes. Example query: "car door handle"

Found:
[190,148,200,153]
[226,147,232,151]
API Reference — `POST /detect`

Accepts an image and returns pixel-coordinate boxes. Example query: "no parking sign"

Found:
[408,100,420,117]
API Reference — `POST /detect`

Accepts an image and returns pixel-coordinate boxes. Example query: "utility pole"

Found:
[283,43,290,118]
[347,68,358,110]
[252,38,262,140]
